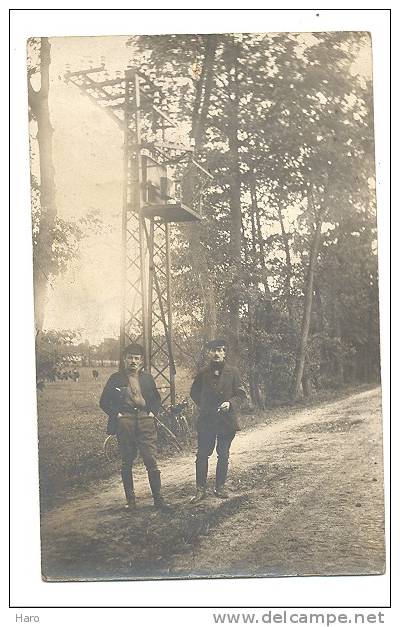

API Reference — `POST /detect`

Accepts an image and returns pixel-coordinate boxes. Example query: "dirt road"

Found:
[41,387,385,581]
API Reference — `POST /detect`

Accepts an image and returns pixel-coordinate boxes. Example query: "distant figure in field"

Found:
[72,369,80,382]
[92,369,99,380]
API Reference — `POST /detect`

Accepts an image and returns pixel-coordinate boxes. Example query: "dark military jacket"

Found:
[99,370,162,434]
[190,363,247,434]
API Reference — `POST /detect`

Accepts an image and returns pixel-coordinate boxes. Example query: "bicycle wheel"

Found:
[103,435,120,462]
[176,414,192,446]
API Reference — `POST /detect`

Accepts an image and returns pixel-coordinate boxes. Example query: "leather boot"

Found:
[148,469,170,511]
[125,495,137,510]
[190,486,207,504]
[214,484,229,499]
[190,455,209,503]
[195,456,208,487]
[121,467,136,510]
[215,455,229,489]
[215,454,230,498]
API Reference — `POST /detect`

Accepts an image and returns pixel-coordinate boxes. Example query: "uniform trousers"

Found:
[117,414,159,472]
[116,413,159,500]
[195,429,235,488]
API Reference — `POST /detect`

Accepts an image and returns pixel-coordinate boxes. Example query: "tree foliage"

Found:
[129,32,379,403]
[126,32,379,401]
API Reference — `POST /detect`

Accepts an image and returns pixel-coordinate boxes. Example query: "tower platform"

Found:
[141,202,202,223]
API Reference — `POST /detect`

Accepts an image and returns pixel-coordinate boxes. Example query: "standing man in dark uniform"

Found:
[99,342,168,511]
[190,338,247,503]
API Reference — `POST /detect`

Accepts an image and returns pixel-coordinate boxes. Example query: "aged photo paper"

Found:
[28,32,385,582]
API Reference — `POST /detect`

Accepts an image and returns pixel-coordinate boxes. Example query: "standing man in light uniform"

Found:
[100,342,169,511]
[190,338,247,503]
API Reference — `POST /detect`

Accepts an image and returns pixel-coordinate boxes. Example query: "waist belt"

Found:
[118,409,149,418]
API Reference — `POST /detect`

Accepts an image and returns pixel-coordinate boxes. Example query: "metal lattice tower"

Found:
[65,65,212,404]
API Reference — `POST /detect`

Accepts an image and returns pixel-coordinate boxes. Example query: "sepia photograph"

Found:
[27,30,385,582]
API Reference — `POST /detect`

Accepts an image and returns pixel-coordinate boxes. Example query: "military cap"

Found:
[206,338,227,350]
[123,342,144,356]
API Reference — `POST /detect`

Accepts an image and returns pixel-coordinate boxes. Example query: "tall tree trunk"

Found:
[180,218,217,340]
[181,35,218,341]
[33,273,49,334]
[302,374,312,397]
[29,37,56,333]
[247,183,269,407]
[250,180,272,306]
[227,40,242,356]
[277,203,294,326]
[314,280,326,386]
[247,299,264,408]
[332,298,344,386]
[193,35,217,146]
[365,282,377,381]
[292,192,324,400]
[241,214,250,266]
